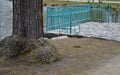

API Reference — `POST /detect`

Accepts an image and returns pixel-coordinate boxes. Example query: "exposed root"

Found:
[0,36,58,63]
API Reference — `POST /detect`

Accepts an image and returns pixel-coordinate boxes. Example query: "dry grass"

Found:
[0,37,120,75]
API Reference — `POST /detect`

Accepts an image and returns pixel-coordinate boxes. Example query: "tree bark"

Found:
[0,0,57,62]
[98,0,102,3]
[13,0,43,39]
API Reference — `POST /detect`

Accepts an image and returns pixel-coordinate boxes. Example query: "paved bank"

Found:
[79,22,120,41]
[103,1,120,4]
[47,22,120,41]
[1,22,120,41]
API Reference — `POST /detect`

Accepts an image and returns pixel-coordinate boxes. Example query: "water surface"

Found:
[0,0,12,40]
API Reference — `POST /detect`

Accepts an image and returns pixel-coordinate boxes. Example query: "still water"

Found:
[0,0,12,40]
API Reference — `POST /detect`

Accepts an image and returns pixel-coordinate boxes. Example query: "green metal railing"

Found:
[90,4,111,22]
[46,4,110,35]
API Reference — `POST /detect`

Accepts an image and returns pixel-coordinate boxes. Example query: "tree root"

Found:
[0,36,58,63]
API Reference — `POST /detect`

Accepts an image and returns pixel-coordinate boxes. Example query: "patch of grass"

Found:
[43,0,87,6]
[43,0,120,12]
[110,3,120,9]
[105,0,120,1]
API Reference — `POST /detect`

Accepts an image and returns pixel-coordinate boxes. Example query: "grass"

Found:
[110,3,120,9]
[43,0,87,6]
[105,0,120,1]
[43,0,120,10]
[0,37,120,75]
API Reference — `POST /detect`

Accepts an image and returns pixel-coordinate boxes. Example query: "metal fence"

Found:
[46,4,110,35]
[91,4,111,22]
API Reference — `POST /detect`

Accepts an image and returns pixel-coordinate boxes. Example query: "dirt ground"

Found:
[89,54,120,75]
[0,37,120,75]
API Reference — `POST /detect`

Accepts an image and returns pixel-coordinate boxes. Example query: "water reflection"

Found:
[0,0,13,40]
[111,11,120,23]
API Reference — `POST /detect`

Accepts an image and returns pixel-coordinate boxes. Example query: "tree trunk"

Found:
[0,0,57,63]
[13,0,43,39]
[98,0,102,3]
[98,0,101,3]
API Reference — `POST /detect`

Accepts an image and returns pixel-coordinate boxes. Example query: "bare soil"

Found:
[0,37,120,75]
[89,54,120,75]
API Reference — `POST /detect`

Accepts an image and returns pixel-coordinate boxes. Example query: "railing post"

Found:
[89,4,92,22]
[108,4,111,23]
[70,7,72,35]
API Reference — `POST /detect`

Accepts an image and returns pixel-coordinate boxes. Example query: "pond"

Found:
[111,11,120,23]
[0,0,12,40]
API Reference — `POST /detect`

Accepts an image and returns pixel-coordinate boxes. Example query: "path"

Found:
[89,54,120,75]
[103,1,120,4]
[60,0,100,2]
[60,0,120,3]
